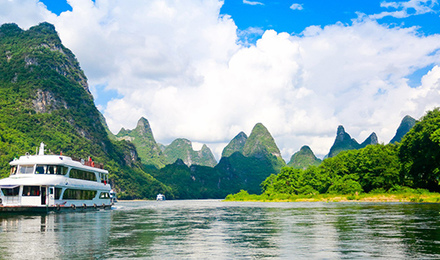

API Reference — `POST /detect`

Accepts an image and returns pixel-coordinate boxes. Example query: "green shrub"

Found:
[369,188,386,194]
[297,185,318,195]
[389,185,416,194]
[328,178,363,195]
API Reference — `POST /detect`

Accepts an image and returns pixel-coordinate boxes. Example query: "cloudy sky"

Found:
[1,0,440,161]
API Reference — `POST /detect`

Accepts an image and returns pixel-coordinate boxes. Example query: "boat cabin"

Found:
[0,143,112,211]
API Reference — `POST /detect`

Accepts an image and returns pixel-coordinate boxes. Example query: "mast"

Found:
[38,142,45,156]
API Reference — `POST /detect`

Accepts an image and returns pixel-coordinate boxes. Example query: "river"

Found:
[0,200,439,259]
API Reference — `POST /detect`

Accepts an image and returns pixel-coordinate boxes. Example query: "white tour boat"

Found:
[109,189,117,203]
[156,193,165,201]
[0,143,113,213]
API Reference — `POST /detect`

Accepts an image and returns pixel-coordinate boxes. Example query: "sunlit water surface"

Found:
[0,200,439,259]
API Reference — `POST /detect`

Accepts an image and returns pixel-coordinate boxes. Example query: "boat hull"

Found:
[0,204,112,213]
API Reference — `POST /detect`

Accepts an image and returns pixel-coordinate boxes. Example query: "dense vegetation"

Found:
[162,138,217,167]
[131,122,286,198]
[0,22,171,199]
[226,108,440,201]
[116,117,166,169]
[287,145,322,169]
[147,151,284,198]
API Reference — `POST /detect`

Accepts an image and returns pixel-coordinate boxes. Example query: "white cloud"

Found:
[290,3,304,11]
[1,0,440,162]
[0,0,56,28]
[243,0,264,6]
[370,0,438,19]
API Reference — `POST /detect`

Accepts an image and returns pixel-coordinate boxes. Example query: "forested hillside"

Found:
[148,123,288,197]
[227,108,440,201]
[0,22,171,199]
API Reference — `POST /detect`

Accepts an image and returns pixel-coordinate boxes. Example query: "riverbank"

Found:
[224,190,440,203]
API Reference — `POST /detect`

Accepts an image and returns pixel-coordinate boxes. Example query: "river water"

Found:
[0,200,439,259]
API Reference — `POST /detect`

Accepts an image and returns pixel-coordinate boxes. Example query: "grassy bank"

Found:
[224,190,440,203]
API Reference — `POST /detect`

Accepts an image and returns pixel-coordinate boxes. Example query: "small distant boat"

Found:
[156,193,165,201]
[110,189,117,203]
[0,142,113,213]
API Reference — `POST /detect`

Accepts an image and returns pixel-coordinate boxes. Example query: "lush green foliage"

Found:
[116,117,166,169]
[221,132,247,158]
[147,159,228,199]
[141,122,288,198]
[262,143,401,197]
[390,115,416,144]
[147,150,283,198]
[162,138,217,167]
[229,108,440,200]
[0,22,171,199]
[399,108,440,191]
[287,145,322,169]
[242,123,286,171]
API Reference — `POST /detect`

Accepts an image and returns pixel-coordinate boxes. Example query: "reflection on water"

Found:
[0,201,439,259]
[0,211,112,259]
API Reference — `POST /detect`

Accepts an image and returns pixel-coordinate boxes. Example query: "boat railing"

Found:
[71,157,104,169]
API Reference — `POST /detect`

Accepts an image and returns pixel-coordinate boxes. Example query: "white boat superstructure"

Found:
[156,194,165,201]
[0,143,113,213]
[109,189,117,203]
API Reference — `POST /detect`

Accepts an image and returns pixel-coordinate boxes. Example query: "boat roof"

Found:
[10,154,108,174]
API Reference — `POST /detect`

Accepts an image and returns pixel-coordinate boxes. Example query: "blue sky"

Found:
[221,0,440,45]
[41,0,440,36]
[2,0,440,160]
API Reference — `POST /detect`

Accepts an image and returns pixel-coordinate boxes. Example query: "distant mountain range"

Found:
[162,138,217,167]
[115,117,217,168]
[117,114,416,197]
[327,126,378,158]
[119,115,415,169]
[0,22,418,199]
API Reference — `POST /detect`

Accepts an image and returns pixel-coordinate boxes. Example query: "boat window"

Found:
[100,173,109,184]
[99,192,110,199]
[23,186,40,196]
[69,169,97,181]
[18,165,34,174]
[55,188,62,200]
[10,166,17,175]
[62,189,97,200]
[35,165,45,174]
[34,165,68,175]
[47,165,55,174]
[55,166,68,175]
[1,187,20,196]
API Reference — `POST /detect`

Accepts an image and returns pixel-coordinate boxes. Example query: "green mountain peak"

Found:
[163,138,216,167]
[360,132,378,148]
[116,117,166,168]
[287,145,322,169]
[243,123,282,159]
[390,115,416,144]
[328,125,378,157]
[0,22,171,199]
[221,131,247,158]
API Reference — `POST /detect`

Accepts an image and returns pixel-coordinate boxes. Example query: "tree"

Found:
[399,108,440,191]
[354,144,400,192]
